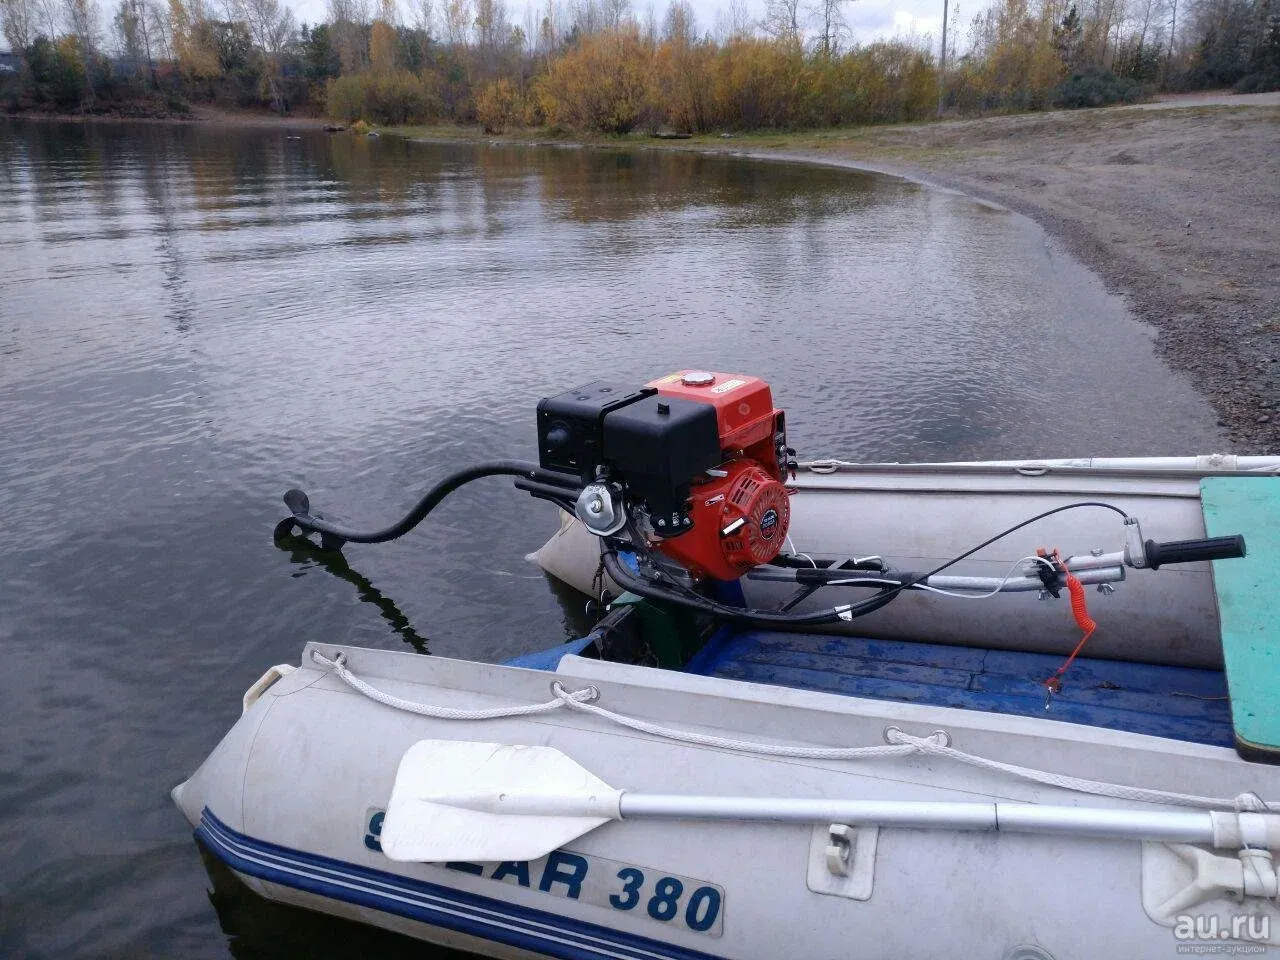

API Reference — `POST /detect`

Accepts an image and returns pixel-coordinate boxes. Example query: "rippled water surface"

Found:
[0,119,1222,958]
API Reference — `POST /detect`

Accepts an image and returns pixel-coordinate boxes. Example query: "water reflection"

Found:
[271,523,597,655]
[0,118,1222,960]
[273,529,434,654]
[199,843,473,960]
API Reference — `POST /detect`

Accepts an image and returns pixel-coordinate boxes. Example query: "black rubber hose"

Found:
[279,460,578,549]
[816,499,1133,620]
[602,499,1133,627]
[763,558,887,575]
[513,477,584,504]
[602,551,900,627]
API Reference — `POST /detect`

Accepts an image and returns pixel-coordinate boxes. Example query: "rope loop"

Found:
[311,648,593,720]
[884,728,1268,811]
[311,649,1273,813]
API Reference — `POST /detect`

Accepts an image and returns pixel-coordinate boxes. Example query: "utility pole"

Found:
[937,0,949,117]
[1165,0,1178,84]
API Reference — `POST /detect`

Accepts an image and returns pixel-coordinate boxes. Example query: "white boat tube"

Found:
[531,455,1278,667]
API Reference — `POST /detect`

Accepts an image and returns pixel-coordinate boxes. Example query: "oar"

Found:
[378,740,1279,863]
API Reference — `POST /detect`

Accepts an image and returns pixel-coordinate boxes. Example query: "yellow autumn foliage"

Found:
[168,0,220,81]
[949,0,1068,110]
[647,36,937,132]
[369,20,398,75]
[326,70,445,124]
[318,0,1146,133]
[534,29,657,134]
[475,78,522,132]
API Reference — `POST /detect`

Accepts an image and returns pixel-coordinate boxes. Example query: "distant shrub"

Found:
[815,42,938,126]
[703,38,808,130]
[1234,69,1280,92]
[25,36,87,108]
[475,78,521,132]
[1233,17,1280,92]
[521,91,546,127]
[325,70,443,125]
[1,72,21,113]
[945,0,1067,114]
[535,28,657,134]
[325,75,362,121]
[1052,68,1141,108]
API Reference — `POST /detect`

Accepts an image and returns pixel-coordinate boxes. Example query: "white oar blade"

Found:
[380,740,620,863]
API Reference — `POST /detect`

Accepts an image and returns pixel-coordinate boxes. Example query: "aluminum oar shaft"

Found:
[619,795,1235,846]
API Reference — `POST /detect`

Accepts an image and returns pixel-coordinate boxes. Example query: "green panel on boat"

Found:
[1202,476,1280,763]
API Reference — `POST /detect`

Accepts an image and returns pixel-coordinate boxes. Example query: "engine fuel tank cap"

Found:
[681,371,716,386]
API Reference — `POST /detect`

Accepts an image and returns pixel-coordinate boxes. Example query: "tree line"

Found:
[2,0,1277,129]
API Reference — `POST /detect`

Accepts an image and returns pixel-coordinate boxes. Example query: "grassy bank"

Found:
[385,94,1279,166]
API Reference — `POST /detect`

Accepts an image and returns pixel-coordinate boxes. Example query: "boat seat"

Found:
[684,629,1233,747]
[1202,476,1280,763]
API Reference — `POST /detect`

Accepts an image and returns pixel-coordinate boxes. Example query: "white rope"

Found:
[549,681,927,760]
[545,683,1272,813]
[308,651,1269,812]
[310,650,597,720]
[879,727,1271,812]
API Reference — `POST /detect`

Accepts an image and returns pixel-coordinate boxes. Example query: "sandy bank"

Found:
[721,99,1280,452]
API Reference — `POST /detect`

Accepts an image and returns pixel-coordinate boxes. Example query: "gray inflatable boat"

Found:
[175,371,1280,959]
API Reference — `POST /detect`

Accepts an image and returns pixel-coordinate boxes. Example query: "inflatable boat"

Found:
[174,371,1280,959]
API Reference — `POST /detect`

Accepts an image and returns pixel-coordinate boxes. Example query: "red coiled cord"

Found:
[1043,551,1097,696]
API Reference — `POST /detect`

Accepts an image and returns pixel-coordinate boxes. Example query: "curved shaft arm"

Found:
[277,460,580,550]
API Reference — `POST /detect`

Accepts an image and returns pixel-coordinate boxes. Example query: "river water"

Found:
[0,119,1222,958]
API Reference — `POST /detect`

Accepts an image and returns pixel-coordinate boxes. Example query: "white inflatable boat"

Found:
[174,371,1280,959]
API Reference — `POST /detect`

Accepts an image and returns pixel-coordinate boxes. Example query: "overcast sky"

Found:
[0,0,958,56]
[283,0,954,53]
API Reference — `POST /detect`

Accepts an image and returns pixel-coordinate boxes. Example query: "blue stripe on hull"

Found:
[195,808,726,960]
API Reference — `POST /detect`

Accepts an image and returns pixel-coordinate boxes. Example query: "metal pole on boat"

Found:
[619,796,1222,845]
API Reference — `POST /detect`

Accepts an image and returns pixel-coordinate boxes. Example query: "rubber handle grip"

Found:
[1144,535,1246,569]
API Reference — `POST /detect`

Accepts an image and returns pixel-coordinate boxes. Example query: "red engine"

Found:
[647,371,791,581]
[536,369,793,581]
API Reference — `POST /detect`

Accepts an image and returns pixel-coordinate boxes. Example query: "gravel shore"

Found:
[710,96,1280,451]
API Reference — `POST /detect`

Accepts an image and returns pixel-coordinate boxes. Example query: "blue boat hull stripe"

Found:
[196,808,726,960]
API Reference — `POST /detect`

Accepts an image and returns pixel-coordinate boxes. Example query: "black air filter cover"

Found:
[537,381,655,480]
[603,394,721,529]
